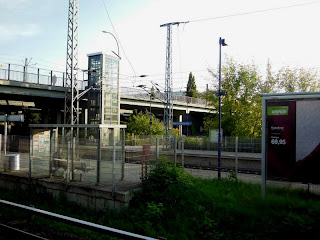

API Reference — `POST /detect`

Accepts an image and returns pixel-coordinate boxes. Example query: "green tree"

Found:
[277,66,320,92]
[204,58,320,138]
[205,58,263,137]
[186,72,198,97]
[261,59,277,93]
[125,110,163,135]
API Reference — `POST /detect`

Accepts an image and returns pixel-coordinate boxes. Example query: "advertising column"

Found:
[266,101,296,179]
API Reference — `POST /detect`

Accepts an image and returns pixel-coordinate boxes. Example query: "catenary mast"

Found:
[160,21,188,143]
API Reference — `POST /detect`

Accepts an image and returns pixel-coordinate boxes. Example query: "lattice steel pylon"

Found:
[64,0,79,125]
[160,23,173,139]
[160,22,188,143]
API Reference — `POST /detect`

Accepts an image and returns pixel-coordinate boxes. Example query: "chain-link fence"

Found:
[1,134,319,195]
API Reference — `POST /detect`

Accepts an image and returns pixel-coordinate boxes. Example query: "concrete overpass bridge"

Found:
[0,63,212,135]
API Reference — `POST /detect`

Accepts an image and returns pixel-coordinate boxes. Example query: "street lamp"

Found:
[102,30,121,124]
[218,37,228,179]
[102,31,121,60]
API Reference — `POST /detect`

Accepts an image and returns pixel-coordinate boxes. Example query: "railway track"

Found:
[0,222,49,240]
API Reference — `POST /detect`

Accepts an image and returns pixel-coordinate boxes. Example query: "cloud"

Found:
[0,0,29,9]
[0,24,41,42]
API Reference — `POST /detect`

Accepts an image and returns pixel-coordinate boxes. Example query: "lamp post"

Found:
[218,37,227,179]
[102,31,121,60]
[102,31,121,124]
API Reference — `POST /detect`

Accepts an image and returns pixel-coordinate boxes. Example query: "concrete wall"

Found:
[0,173,133,211]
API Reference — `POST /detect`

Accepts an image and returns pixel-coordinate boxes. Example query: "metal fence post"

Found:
[121,129,125,180]
[67,141,70,183]
[235,136,238,179]
[49,130,53,176]
[174,136,177,166]
[112,136,116,200]
[155,138,159,165]
[4,115,7,156]
[72,136,76,181]
[29,129,33,182]
[97,128,101,185]
[8,64,10,80]
[0,134,2,163]
[37,68,40,84]
[181,136,185,168]
[23,65,26,82]
[132,133,134,146]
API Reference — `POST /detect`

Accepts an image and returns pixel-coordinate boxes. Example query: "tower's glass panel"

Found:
[87,53,119,125]
[103,55,119,125]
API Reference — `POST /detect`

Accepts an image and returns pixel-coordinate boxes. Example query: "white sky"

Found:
[0,0,320,92]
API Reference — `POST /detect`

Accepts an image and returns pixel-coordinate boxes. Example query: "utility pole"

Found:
[23,58,33,82]
[64,0,79,182]
[160,21,188,145]
[64,0,79,125]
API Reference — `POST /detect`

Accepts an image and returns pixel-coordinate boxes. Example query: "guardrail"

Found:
[120,87,208,106]
[0,62,208,106]
[0,63,88,89]
[0,199,156,240]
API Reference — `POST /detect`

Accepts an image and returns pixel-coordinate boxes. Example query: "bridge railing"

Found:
[0,63,88,88]
[0,63,207,106]
[120,86,208,106]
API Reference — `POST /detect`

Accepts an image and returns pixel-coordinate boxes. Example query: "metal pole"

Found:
[72,136,76,181]
[112,136,116,200]
[29,128,33,182]
[0,199,157,240]
[67,141,70,183]
[149,94,152,145]
[218,37,222,179]
[181,137,185,168]
[261,98,267,199]
[49,130,53,176]
[174,135,177,166]
[235,136,238,179]
[8,64,10,80]
[4,114,7,156]
[121,129,125,180]
[97,128,101,185]
[0,134,2,164]
[155,138,159,165]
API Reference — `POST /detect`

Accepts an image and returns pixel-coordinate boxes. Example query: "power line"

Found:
[188,1,320,23]
[101,0,137,86]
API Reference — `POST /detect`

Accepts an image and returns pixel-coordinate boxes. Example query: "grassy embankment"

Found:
[1,161,320,239]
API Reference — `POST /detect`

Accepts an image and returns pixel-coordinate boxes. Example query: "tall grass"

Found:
[1,162,320,239]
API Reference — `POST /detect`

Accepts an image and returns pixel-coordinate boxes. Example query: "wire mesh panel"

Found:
[0,135,30,175]
[30,129,51,177]
[1,130,320,195]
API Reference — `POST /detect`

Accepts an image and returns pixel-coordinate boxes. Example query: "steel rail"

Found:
[0,222,49,240]
[0,199,157,240]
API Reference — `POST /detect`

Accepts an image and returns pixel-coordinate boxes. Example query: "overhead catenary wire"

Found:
[101,0,137,86]
[187,0,320,23]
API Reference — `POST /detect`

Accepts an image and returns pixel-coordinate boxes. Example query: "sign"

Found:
[0,114,24,122]
[209,129,223,143]
[267,106,288,115]
[266,101,296,179]
[172,122,192,126]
